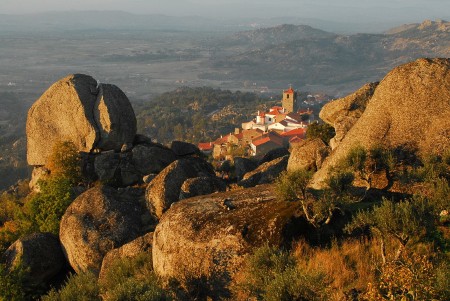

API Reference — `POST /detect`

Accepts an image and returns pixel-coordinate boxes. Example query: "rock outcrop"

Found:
[239,155,288,188]
[312,58,450,187]
[170,140,200,156]
[179,176,227,199]
[92,143,177,186]
[2,233,65,284]
[99,232,153,281]
[258,147,290,165]
[152,184,301,299]
[60,186,154,275]
[319,82,378,149]
[233,157,257,181]
[27,74,136,166]
[145,157,216,219]
[287,138,330,172]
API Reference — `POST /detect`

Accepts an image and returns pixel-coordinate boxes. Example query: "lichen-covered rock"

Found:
[3,233,65,284]
[152,184,300,299]
[99,232,153,281]
[179,176,227,199]
[312,58,450,188]
[26,74,136,166]
[239,155,288,188]
[145,157,215,219]
[287,138,330,172]
[320,82,378,149]
[60,185,154,275]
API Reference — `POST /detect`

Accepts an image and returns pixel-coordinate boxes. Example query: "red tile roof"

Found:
[281,128,306,137]
[252,136,271,146]
[284,87,295,94]
[198,142,214,151]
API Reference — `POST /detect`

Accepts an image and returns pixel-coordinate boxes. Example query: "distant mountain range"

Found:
[2,11,447,34]
[204,20,450,89]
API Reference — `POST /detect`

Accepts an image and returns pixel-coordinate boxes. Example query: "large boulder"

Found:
[27,74,136,166]
[92,144,177,187]
[170,140,200,156]
[2,233,65,284]
[287,138,330,172]
[179,176,227,199]
[258,147,290,165]
[234,157,257,181]
[320,82,378,149]
[239,155,288,188]
[312,58,450,188]
[99,232,153,281]
[60,185,154,275]
[131,144,177,175]
[152,184,301,299]
[145,157,215,219]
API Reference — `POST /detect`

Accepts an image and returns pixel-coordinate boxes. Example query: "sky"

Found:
[0,0,448,23]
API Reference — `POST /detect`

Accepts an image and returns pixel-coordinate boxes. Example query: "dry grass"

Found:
[292,238,382,301]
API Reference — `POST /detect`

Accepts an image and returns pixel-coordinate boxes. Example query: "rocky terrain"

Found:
[1,58,449,300]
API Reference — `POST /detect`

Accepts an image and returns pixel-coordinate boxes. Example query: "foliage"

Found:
[42,271,101,301]
[135,87,273,144]
[346,197,437,262]
[99,253,168,301]
[362,252,444,301]
[24,177,74,235]
[46,141,82,185]
[275,169,313,202]
[0,263,27,301]
[238,244,329,301]
[306,121,335,145]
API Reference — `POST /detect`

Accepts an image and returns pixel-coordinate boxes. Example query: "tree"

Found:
[345,197,436,264]
[306,122,335,145]
[275,169,354,228]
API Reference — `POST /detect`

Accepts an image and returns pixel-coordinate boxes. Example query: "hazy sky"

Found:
[0,0,448,22]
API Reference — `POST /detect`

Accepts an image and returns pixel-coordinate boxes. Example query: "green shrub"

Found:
[306,122,335,145]
[0,263,27,301]
[22,177,75,235]
[239,244,329,301]
[275,169,313,202]
[346,197,437,262]
[99,253,168,301]
[41,271,100,301]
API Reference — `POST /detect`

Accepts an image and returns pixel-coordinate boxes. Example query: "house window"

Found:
[287,94,289,98]
[268,118,272,121]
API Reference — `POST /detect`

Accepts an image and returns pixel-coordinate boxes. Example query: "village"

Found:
[198,86,314,160]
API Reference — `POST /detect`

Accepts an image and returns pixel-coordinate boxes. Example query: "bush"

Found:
[275,169,313,202]
[306,122,335,145]
[46,141,82,185]
[99,253,168,301]
[42,271,100,301]
[22,177,75,235]
[0,263,27,301]
[238,244,329,301]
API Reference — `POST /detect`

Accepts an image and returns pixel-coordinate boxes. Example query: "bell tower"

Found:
[282,86,298,113]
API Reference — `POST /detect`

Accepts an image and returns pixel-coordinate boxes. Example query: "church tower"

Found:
[282,86,298,113]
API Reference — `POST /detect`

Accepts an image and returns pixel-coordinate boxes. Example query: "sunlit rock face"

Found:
[26,74,136,166]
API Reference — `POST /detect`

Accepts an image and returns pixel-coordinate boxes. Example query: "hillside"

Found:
[205,20,450,87]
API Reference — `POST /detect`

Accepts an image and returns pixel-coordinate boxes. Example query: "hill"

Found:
[205,20,450,88]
